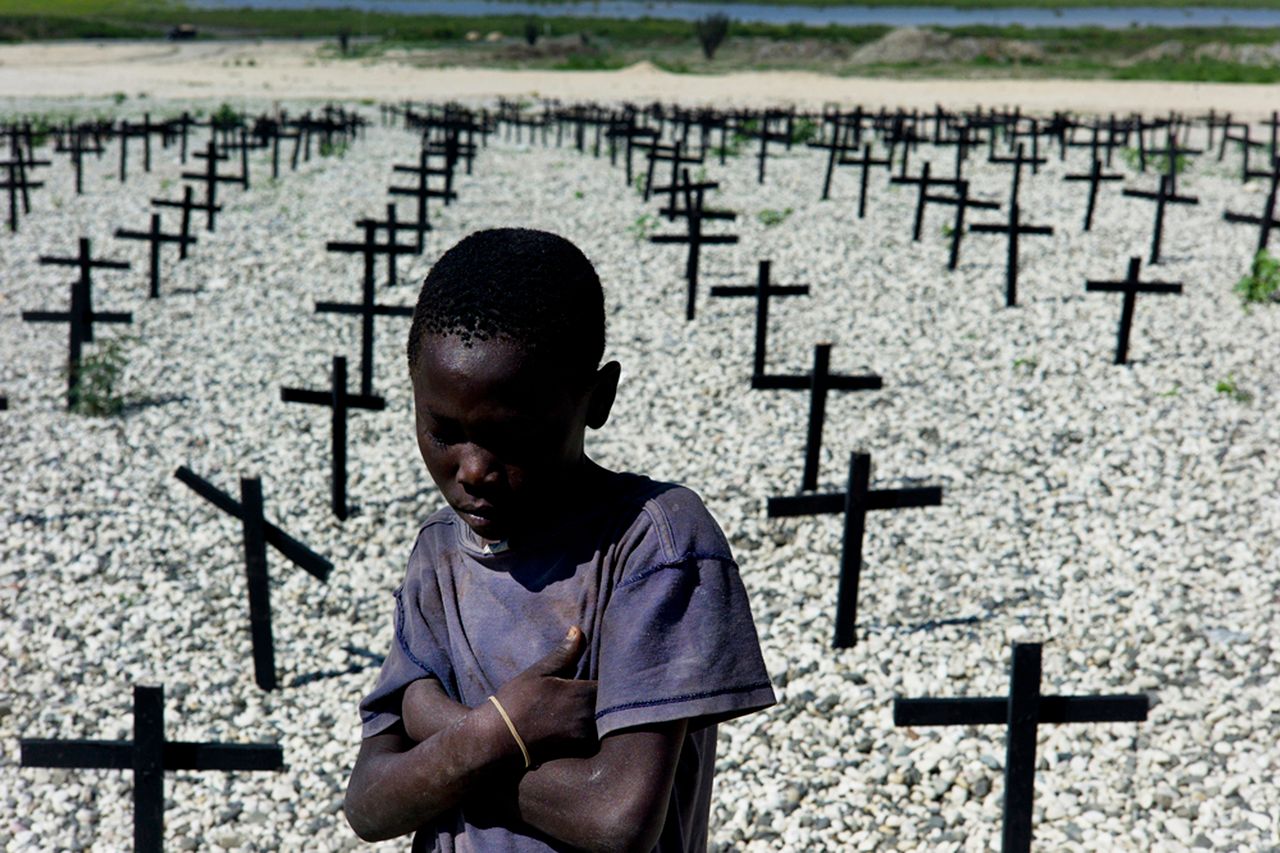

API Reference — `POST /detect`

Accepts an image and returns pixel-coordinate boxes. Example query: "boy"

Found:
[345,228,775,852]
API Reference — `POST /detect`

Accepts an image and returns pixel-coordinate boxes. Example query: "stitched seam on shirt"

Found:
[640,500,679,563]
[615,551,735,588]
[595,681,775,719]
[393,586,434,676]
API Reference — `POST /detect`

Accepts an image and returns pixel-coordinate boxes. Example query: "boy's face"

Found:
[410,332,616,543]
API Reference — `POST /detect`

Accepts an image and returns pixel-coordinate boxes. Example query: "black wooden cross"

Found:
[1086,256,1182,365]
[356,203,421,287]
[389,148,455,251]
[641,139,701,208]
[838,143,891,219]
[317,221,416,396]
[709,260,809,379]
[117,114,159,182]
[20,684,283,853]
[151,185,212,260]
[55,128,103,194]
[756,344,882,492]
[889,161,938,242]
[181,140,240,231]
[280,356,386,520]
[894,643,1149,853]
[767,451,941,647]
[115,213,197,299]
[1223,157,1280,252]
[924,179,999,270]
[809,111,863,200]
[175,467,332,690]
[1122,174,1199,264]
[650,169,739,321]
[754,112,794,184]
[22,239,131,409]
[1063,157,1123,231]
[0,156,44,232]
[970,201,1054,307]
[990,142,1046,205]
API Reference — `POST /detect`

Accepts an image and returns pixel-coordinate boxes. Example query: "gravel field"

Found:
[1,96,1278,852]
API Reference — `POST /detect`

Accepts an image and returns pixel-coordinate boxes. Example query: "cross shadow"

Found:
[289,645,385,688]
[120,394,192,415]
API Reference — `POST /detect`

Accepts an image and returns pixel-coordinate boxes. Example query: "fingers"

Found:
[533,626,587,677]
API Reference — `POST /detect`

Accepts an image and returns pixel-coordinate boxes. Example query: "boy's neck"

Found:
[474,457,608,550]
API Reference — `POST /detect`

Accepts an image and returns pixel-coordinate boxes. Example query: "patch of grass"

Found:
[1215,375,1252,403]
[629,213,659,241]
[758,207,794,227]
[573,189,584,199]
[1114,57,1280,84]
[1012,356,1038,371]
[318,138,349,158]
[633,172,647,196]
[552,53,627,71]
[211,101,240,130]
[1119,146,1190,175]
[69,337,130,417]
[790,117,819,145]
[941,222,955,238]
[1234,249,1280,309]
[111,91,127,104]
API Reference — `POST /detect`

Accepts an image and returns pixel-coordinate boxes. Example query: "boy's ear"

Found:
[585,361,621,430]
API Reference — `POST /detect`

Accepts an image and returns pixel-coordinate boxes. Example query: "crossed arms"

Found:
[343,627,688,853]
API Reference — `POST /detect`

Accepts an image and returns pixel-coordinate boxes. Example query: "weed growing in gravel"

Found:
[211,102,240,129]
[633,173,646,196]
[112,91,127,105]
[319,139,349,158]
[1120,146,1190,176]
[1215,375,1252,403]
[1159,384,1181,397]
[790,117,818,145]
[629,213,658,241]
[1012,356,1038,371]
[758,207,793,227]
[574,190,584,199]
[1234,249,1280,309]
[68,337,131,417]
[941,223,955,238]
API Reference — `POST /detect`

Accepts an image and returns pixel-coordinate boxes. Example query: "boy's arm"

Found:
[403,672,688,853]
[346,628,598,842]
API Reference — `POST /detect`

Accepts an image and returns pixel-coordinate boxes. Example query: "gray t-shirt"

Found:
[358,470,776,852]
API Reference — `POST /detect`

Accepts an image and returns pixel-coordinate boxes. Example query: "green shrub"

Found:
[757,207,793,227]
[70,337,130,416]
[1234,248,1280,308]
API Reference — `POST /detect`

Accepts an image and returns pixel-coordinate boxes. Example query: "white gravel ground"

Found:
[1,96,1278,852]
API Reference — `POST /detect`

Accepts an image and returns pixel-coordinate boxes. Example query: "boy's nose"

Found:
[456,443,501,490]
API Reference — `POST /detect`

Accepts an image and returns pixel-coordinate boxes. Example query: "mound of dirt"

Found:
[849,27,1043,66]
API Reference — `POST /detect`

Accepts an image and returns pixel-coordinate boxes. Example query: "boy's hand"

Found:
[494,626,598,763]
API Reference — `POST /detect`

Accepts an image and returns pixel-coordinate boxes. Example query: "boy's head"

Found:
[406,228,619,542]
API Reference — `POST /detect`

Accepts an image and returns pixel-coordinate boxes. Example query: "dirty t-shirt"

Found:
[358,470,776,852]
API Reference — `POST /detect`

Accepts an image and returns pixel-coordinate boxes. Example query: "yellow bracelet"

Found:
[488,695,531,769]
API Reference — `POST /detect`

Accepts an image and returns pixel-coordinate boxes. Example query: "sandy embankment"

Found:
[3,39,1278,117]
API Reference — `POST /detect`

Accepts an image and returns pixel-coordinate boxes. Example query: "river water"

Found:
[187,1,1280,30]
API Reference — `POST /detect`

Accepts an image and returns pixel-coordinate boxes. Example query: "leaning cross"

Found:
[175,468,332,690]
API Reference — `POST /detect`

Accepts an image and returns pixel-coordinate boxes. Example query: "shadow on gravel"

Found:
[121,394,192,415]
[290,645,385,688]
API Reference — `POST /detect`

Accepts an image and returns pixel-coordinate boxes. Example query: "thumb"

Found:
[535,626,586,676]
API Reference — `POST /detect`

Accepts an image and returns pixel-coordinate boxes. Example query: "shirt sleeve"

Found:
[594,489,776,738]
[357,582,438,739]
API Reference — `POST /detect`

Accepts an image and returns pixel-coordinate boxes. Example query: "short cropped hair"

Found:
[407,228,605,379]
